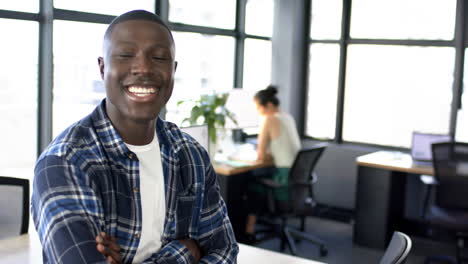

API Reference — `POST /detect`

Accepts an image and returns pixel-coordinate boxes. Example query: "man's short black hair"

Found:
[104,9,173,41]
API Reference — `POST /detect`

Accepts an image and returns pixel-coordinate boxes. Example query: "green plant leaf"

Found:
[177,91,241,143]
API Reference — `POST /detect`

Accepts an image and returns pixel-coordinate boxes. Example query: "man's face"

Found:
[99,20,176,124]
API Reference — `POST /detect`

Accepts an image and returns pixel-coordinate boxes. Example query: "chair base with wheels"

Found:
[255,215,328,257]
[249,145,329,258]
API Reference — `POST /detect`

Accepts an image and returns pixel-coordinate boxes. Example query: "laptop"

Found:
[411,132,451,165]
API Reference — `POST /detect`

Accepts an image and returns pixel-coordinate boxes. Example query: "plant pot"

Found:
[208,128,228,161]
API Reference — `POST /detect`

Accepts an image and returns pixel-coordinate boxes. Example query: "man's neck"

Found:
[115,119,157,146]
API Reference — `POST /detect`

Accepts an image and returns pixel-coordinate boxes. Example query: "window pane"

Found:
[343,45,454,147]
[53,21,107,137]
[54,0,155,16]
[306,44,340,139]
[0,1,39,13]
[456,49,468,142]
[350,0,456,40]
[165,32,235,125]
[310,0,342,40]
[245,0,274,37]
[169,0,236,30]
[0,19,38,177]
[243,38,272,91]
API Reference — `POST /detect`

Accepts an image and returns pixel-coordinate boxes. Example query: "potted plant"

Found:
[177,92,237,153]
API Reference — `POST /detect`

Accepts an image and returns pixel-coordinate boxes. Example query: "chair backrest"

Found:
[0,176,29,239]
[288,144,327,213]
[431,142,468,210]
[379,231,412,264]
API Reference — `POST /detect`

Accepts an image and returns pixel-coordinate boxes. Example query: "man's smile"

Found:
[127,85,159,97]
[124,84,162,101]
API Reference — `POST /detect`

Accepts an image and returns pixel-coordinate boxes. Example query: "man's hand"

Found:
[96,232,122,264]
[179,238,201,263]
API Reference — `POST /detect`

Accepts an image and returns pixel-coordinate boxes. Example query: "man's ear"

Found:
[98,57,105,79]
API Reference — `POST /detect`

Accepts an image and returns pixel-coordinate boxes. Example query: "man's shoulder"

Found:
[159,120,210,162]
[160,120,201,148]
[38,114,102,164]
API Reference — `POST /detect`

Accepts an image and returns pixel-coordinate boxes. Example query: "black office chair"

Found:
[0,176,29,239]
[420,142,468,264]
[254,144,328,257]
[379,231,412,264]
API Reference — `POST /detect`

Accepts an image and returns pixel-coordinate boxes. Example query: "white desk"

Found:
[238,243,326,264]
[0,234,42,264]
[0,234,326,264]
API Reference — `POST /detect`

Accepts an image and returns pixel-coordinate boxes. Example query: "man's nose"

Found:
[131,55,152,74]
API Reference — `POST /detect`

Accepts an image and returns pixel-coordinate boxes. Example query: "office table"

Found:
[353,151,434,249]
[0,234,326,264]
[238,243,326,264]
[214,160,273,240]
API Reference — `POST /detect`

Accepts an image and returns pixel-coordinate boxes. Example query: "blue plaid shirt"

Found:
[31,100,238,264]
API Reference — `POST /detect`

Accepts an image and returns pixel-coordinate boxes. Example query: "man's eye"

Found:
[118,54,134,58]
[152,56,167,61]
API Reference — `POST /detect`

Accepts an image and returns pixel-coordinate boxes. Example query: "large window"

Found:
[53,21,107,137]
[245,0,274,37]
[350,0,456,40]
[166,0,274,129]
[243,38,272,90]
[306,43,340,140]
[309,0,342,40]
[0,1,276,173]
[305,0,342,140]
[0,1,39,13]
[54,0,155,16]
[168,0,236,30]
[242,0,274,92]
[343,45,454,147]
[0,19,38,177]
[166,32,236,125]
[306,0,461,148]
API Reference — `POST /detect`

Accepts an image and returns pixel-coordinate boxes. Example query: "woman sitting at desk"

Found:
[244,85,301,243]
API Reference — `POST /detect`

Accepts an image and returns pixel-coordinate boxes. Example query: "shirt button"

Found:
[135,233,140,239]
[133,187,139,193]
[127,152,135,159]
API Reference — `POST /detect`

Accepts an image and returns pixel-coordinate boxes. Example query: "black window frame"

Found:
[304,0,466,150]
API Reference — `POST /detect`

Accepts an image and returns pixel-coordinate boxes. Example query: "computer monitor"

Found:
[411,132,451,162]
[225,89,259,130]
[180,125,209,153]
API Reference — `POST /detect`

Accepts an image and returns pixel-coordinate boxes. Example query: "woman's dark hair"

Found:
[254,85,280,107]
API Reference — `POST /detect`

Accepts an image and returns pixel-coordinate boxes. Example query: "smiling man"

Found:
[31,10,238,264]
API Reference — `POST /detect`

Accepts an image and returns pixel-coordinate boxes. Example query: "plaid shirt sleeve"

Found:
[31,154,108,264]
[197,164,239,264]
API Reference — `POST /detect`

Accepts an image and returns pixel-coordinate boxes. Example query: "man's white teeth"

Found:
[128,86,157,96]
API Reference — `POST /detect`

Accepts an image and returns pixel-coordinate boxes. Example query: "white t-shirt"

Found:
[125,134,166,264]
